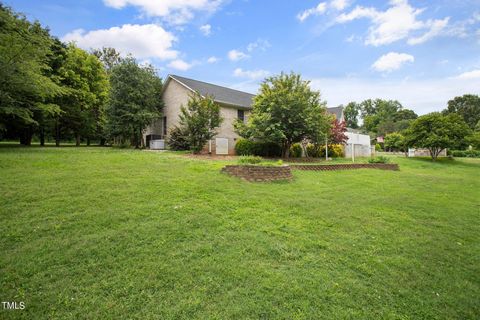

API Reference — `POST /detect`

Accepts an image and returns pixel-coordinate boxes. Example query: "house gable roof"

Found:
[166,74,255,109]
[327,106,344,121]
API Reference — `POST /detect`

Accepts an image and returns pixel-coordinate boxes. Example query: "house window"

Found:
[162,116,167,136]
[237,109,245,123]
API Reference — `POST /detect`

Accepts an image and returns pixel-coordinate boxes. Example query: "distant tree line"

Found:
[0,4,163,147]
[340,94,479,160]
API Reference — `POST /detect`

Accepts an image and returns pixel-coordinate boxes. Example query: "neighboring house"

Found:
[326,106,345,123]
[326,106,372,158]
[144,75,255,155]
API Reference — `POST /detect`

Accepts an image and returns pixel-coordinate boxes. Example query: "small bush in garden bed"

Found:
[305,143,344,158]
[238,155,263,164]
[237,156,285,166]
[368,156,390,164]
[289,143,303,158]
[449,150,480,158]
[257,159,284,166]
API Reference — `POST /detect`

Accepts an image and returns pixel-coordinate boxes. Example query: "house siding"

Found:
[214,106,247,155]
[145,78,249,154]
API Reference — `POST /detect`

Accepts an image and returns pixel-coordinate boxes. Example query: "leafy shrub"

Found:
[305,143,344,158]
[235,139,255,155]
[375,143,383,151]
[167,126,190,151]
[327,144,344,158]
[235,139,283,157]
[289,143,303,158]
[306,143,321,158]
[450,150,480,158]
[368,156,390,163]
[238,155,263,164]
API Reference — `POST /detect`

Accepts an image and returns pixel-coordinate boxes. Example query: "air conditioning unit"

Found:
[150,139,165,150]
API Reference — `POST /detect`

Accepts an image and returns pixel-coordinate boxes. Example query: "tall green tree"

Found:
[58,44,108,146]
[178,93,223,153]
[92,47,122,73]
[343,102,360,128]
[443,94,480,130]
[359,99,416,137]
[384,132,406,152]
[236,72,331,157]
[467,131,480,150]
[107,57,163,148]
[0,4,63,144]
[404,113,471,160]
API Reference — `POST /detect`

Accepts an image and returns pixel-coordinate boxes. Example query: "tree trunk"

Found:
[55,119,60,147]
[40,126,45,146]
[282,142,291,158]
[100,138,105,146]
[87,137,90,146]
[139,127,144,149]
[20,128,33,146]
[75,134,81,146]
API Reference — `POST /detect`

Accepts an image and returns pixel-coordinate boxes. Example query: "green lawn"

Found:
[1,147,479,319]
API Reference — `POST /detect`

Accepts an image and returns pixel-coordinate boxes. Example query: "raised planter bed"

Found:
[291,163,399,171]
[221,165,292,182]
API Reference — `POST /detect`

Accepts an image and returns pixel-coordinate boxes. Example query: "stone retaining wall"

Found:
[292,163,399,171]
[221,165,292,182]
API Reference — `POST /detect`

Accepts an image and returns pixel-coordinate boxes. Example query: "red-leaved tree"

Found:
[329,119,348,144]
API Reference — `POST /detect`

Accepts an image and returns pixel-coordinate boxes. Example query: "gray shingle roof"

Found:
[169,75,255,109]
[327,106,344,120]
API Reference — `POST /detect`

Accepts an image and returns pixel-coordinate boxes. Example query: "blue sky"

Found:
[6,0,480,114]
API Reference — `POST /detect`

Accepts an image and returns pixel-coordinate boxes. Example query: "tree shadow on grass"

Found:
[405,156,480,169]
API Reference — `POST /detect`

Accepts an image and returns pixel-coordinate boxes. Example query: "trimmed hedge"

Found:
[235,139,282,157]
[448,150,480,158]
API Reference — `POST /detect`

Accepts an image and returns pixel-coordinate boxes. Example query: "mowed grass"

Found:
[0,147,479,319]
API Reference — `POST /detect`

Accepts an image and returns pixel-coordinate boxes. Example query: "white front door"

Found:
[215,138,228,155]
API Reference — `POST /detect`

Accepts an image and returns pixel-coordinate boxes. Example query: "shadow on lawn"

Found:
[406,156,480,169]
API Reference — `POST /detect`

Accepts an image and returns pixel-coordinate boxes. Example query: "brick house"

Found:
[144,75,254,155]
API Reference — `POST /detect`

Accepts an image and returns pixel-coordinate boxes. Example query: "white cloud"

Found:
[199,24,211,36]
[207,56,218,63]
[330,0,349,11]
[297,0,350,22]
[62,24,178,60]
[247,39,271,52]
[228,49,249,61]
[310,76,480,115]
[455,69,480,80]
[167,59,192,71]
[408,17,449,45]
[297,2,327,22]
[372,52,414,72]
[103,0,223,25]
[233,68,270,80]
[336,0,450,46]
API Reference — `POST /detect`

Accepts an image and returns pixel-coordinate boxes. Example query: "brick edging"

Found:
[291,163,399,171]
[221,165,293,182]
